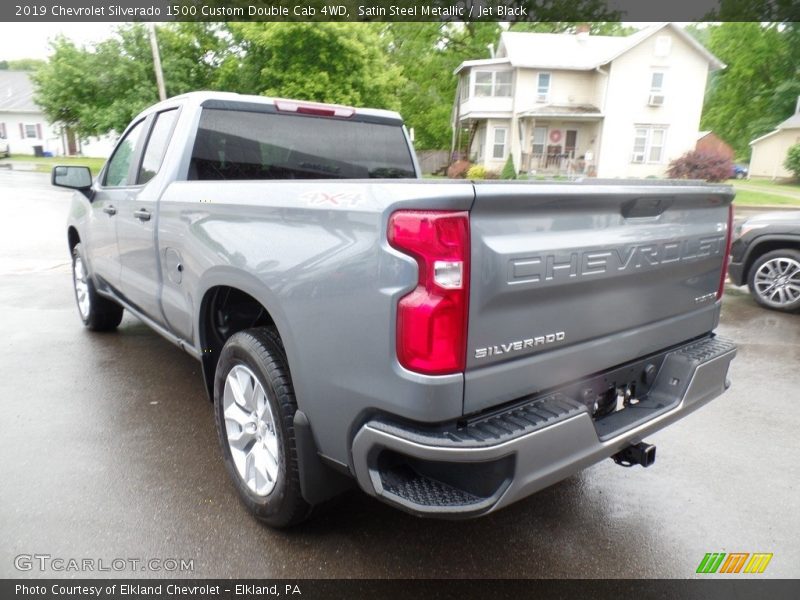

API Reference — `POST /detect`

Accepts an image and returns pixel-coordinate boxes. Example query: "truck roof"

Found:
[133,90,404,124]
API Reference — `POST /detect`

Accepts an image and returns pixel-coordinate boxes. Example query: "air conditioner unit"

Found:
[632,152,645,163]
[648,94,665,107]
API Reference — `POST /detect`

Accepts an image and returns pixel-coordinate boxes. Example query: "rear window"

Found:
[189,108,415,180]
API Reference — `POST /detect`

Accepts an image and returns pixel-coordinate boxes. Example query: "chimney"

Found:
[487,43,495,59]
[796,95,800,115]
[576,23,590,42]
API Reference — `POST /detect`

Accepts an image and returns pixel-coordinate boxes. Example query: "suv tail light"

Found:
[388,211,470,375]
[717,203,734,300]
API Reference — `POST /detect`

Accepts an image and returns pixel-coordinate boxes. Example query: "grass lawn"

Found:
[0,154,107,174]
[733,178,800,192]
[732,189,800,207]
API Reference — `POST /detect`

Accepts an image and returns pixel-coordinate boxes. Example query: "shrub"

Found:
[666,150,733,183]
[466,165,487,179]
[501,155,517,179]
[785,143,800,180]
[447,160,471,179]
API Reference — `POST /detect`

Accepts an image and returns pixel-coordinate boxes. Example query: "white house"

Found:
[452,23,724,178]
[749,100,800,180]
[0,70,114,158]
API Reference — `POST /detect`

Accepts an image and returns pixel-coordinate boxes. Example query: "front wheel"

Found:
[747,249,800,313]
[71,243,124,331]
[213,327,312,527]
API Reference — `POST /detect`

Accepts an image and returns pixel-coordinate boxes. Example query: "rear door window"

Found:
[189,108,415,180]
[138,109,178,185]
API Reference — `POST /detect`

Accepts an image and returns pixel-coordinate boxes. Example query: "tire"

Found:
[747,249,800,313]
[71,243,124,331]
[735,171,745,179]
[213,327,312,527]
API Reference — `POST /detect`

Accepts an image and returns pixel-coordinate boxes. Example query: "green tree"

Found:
[216,23,403,110]
[785,144,800,180]
[501,155,517,179]
[32,23,223,137]
[508,22,633,35]
[700,23,795,159]
[385,22,501,150]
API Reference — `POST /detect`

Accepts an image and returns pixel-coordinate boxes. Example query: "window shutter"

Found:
[19,123,24,138]
[36,124,43,139]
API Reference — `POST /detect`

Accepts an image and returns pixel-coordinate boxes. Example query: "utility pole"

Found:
[148,22,167,101]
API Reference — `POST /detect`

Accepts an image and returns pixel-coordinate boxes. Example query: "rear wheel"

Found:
[71,243,124,331]
[747,249,800,313]
[213,327,312,527]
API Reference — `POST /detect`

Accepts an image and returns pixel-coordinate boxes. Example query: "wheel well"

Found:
[67,227,80,252]
[199,286,276,400]
[745,239,800,282]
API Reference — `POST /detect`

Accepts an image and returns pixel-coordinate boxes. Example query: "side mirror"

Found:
[52,166,92,191]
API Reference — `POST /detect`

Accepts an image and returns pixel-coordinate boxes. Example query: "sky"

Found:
[0,22,117,61]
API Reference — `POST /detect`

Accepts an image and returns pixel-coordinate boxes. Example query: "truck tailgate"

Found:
[465,182,733,414]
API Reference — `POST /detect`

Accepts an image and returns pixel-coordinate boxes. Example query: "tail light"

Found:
[717,203,734,300]
[388,211,470,375]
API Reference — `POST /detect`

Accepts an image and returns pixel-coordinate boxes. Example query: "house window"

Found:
[495,71,512,96]
[492,127,507,159]
[460,75,469,101]
[532,126,547,154]
[648,72,665,106]
[632,126,667,164]
[536,73,551,102]
[473,70,513,97]
[24,124,38,139]
[654,35,672,57]
[650,72,664,93]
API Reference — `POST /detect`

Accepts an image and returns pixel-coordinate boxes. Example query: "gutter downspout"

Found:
[594,65,610,177]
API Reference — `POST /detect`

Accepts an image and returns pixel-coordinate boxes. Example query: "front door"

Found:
[565,130,578,158]
[87,119,147,293]
[116,108,179,324]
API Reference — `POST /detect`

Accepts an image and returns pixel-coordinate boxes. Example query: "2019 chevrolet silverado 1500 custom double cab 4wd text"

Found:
[53,92,737,527]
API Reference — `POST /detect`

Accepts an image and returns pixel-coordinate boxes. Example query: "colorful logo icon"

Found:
[696,552,773,574]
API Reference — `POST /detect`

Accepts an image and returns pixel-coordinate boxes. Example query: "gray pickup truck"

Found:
[53,92,736,527]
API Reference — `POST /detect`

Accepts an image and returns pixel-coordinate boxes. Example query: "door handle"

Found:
[133,208,151,222]
[102,205,117,216]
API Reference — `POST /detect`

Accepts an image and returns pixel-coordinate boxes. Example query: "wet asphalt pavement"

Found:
[1,170,798,579]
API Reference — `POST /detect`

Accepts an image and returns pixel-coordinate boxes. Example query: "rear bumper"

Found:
[351,335,736,518]
[728,260,746,286]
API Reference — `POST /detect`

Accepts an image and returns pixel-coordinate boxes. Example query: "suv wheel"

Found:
[213,327,312,527]
[747,249,800,313]
[71,243,124,331]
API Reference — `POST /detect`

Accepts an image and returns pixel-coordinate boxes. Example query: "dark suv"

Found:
[729,211,800,312]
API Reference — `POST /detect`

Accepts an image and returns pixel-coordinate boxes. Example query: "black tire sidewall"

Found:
[213,330,301,525]
[747,249,800,312]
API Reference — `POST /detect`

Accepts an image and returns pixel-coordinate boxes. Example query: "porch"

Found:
[517,115,603,177]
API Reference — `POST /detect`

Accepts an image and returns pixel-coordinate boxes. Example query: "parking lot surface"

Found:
[1,170,798,578]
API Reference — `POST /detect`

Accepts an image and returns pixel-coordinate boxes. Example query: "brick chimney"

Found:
[576,23,590,42]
